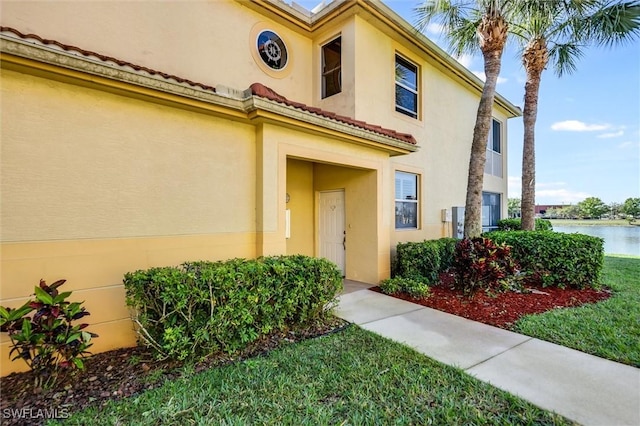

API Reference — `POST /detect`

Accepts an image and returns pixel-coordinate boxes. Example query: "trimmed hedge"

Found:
[487,231,604,289]
[124,255,342,361]
[393,238,457,285]
[497,218,553,231]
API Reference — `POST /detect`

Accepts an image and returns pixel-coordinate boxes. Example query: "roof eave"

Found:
[0,33,416,156]
[245,96,418,156]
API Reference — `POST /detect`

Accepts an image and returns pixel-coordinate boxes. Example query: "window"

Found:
[395,55,418,119]
[485,119,503,177]
[482,192,501,232]
[322,37,341,98]
[256,30,288,70]
[395,171,419,229]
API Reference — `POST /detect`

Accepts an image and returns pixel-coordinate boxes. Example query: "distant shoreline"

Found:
[549,219,637,227]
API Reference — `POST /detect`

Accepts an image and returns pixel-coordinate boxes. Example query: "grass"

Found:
[513,255,640,367]
[56,326,571,425]
[549,219,634,227]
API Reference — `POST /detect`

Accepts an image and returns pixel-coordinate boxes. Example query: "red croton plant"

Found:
[0,279,98,388]
[452,237,520,295]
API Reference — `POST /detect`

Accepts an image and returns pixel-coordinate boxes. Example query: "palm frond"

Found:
[583,0,640,47]
[414,0,466,33]
[448,17,482,56]
[548,42,585,76]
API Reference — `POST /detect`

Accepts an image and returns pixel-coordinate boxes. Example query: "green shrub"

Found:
[497,218,553,231]
[124,256,342,361]
[432,237,457,270]
[394,238,458,285]
[452,238,520,295]
[0,280,97,388]
[380,277,430,298]
[487,231,603,289]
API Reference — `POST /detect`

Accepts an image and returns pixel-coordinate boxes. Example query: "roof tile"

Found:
[0,26,216,93]
[1,26,417,146]
[249,83,417,145]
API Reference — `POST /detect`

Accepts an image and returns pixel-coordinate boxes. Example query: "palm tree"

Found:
[513,0,640,230]
[415,1,515,238]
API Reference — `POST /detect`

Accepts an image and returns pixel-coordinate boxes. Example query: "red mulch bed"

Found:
[372,274,611,329]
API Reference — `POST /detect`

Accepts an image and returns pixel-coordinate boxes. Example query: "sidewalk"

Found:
[336,281,640,426]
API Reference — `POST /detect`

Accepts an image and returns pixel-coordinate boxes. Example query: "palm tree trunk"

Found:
[521,38,548,231]
[464,12,507,238]
[464,51,503,238]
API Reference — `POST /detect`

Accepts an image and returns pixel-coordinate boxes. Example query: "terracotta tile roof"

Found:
[0,26,216,92]
[1,26,416,146]
[250,83,417,145]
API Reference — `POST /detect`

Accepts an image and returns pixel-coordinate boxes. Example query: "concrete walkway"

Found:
[336,281,640,426]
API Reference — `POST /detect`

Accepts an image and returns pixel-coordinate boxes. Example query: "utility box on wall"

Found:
[451,206,465,239]
[441,208,452,222]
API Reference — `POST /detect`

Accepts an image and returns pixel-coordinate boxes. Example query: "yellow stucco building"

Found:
[0,0,520,375]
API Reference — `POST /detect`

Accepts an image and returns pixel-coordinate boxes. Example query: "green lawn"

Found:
[513,255,640,367]
[56,326,571,425]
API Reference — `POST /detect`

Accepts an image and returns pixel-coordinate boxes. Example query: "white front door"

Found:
[319,190,346,276]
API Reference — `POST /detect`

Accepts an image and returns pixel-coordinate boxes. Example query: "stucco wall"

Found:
[1,71,257,242]
[0,0,314,103]
[286,159,315,256]
[0,69,259,376]
[348,16,509,244]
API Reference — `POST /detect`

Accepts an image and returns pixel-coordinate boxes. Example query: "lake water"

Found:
[553,225,640,256]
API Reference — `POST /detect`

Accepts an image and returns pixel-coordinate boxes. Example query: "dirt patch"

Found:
[0,318,348,425]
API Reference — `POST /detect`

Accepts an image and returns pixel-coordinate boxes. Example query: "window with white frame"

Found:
[485,119,503,177]
[322,37,341,98]
[395,55,418,119]
[395,171,419,229]
[482,192,501,232]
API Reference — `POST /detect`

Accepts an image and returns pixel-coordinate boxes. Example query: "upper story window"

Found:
[485,119,503,177]
[395,54,418,119]
[322,37,342,98]
[256,30,288,71]
[395,171,419,229]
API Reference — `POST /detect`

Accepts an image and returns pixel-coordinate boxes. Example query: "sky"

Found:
[295,0,640,206]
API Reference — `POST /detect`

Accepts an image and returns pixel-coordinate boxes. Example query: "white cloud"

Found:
[455,54,473,69]
[618,141,640,149]
[425,23,445,36]
[472,71,507,84]
[551,120,610,132]
[536,181,568,189]
[507,176,590,204]
[535,189,592,204]
[597,130,624,139]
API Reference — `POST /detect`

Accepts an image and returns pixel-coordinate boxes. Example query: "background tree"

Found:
[558,204,581,219]
[508,197,521,217]
[609,202,622,218]
[578,197,609,219]
[622,197,640,221]
[544,206,563,218]
[415,0,515,238]
[511,0,640,230]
